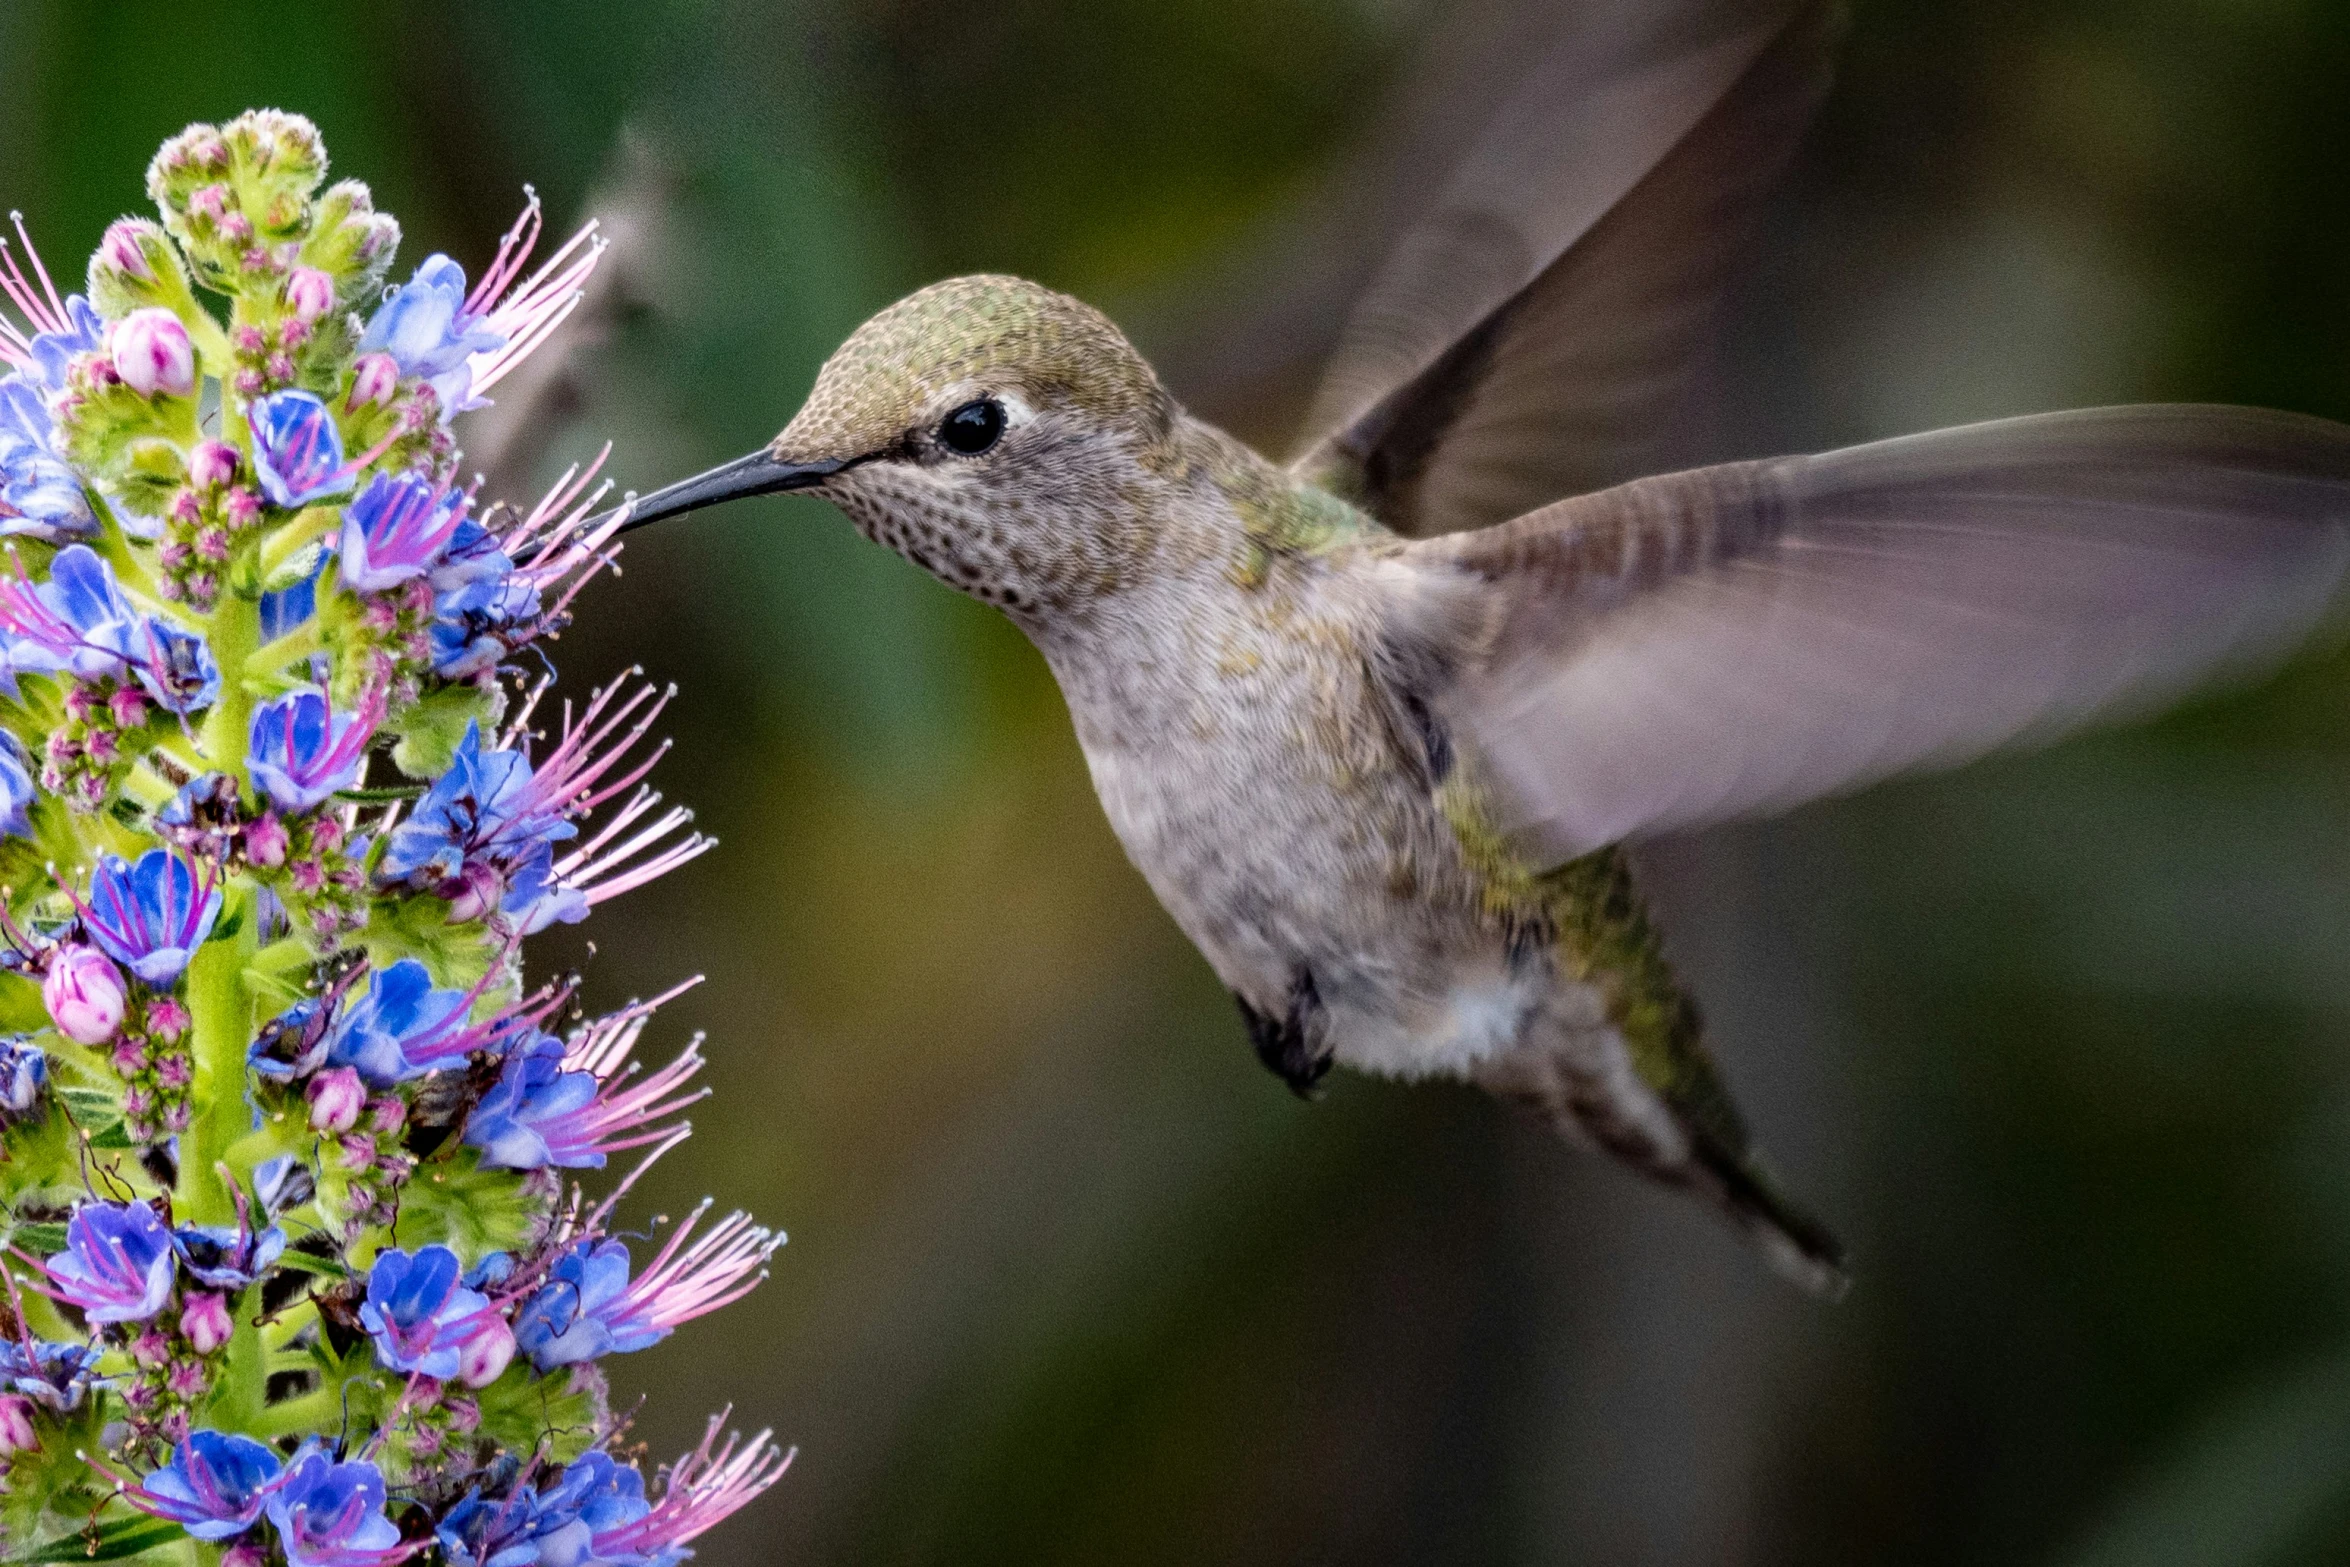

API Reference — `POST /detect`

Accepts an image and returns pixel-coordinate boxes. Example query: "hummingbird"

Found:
[605,2,2350,1294]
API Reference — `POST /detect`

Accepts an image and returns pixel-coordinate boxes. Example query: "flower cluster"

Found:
[0,113,781,1564]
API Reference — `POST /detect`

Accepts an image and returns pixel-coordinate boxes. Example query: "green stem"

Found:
[199,585,261,787]
[178,884,253,1228]
[252,1383,346,1439]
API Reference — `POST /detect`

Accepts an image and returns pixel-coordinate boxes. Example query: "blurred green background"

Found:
[8,0,2350,1561]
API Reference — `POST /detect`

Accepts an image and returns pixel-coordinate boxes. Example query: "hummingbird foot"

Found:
[1235,970,1331,1100]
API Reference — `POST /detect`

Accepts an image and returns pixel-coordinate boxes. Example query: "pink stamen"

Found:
[625,1201,781,1333]
[461,191,606,398]
[594,1414,792,1557]
[0,215,72,369]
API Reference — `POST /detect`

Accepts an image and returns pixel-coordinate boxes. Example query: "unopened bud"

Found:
[44,944,125,1045]
[284,266,335,323]
[187,440,240,490]
[347,351,399,409]
[180,1291,232,1355]
[458,1315,517,1388]
[307,1066,364,1133]
[0,1394,35,1454]
[96,220,154,282]
[112,308,196,398]
[244,813,288,870]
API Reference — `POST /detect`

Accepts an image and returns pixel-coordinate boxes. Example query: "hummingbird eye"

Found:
[938,398,1006,456]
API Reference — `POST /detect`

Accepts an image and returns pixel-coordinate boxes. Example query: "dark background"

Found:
[9,1,2350,1561]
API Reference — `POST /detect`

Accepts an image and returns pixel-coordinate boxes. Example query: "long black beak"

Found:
[609,449,854,535]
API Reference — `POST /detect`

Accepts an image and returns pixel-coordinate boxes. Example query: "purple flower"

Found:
[0,379,89,538]
[338,472,469,592]
[0,543,142,681]
[538,1423,791,1567]
[173,1219,287,1289]
[249,996,331,1081]
[0,730,37,838]
[265,1445,412,1567]
[513,1206,777,1373]
[436,1487,543,1567]
[357,254,504,416]
[131,616,222,714]
[250,688,381,812]
[377,721,557,888]
[321,960,476,1086]
[248,390,353,508]
[358,1244,501,1378]
[0,1036,45,1115]
[465,1009,702,1172]
[124,1429,286,1540]
[378,676,708,923]
[465,1038,597,1170]
[0,257,100,539]
[73,847,222,985]
[42,1200,175,1324]
[529,1453,653,1567]
[0,1338,100,1410]
[428,524,540,678]
[260,560,322,642]
[0,545,218,706]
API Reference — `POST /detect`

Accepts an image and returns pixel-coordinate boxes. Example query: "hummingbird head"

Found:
[621,274,1183,617]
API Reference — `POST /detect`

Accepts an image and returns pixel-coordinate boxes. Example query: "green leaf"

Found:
[274,1248,349,1280]
[8,1514,187,1563]
[392,1148,539,1259]
[5,1221,66,1252]
[390,682,495,779]
[84,1121,134,1150]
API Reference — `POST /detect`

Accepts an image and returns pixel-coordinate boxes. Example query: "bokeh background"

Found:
[8,1,2350,1561]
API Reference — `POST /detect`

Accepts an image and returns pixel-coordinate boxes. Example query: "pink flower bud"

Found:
[307,1066,364,1133]
[96,220,154,282]
[166,1359,207,1397]
[188,440,241,490]
[112,308,196,398]
[224,487,261,528]
[223,1545,270,1567]
[146,995,189,1041]
[188,184,230,221]
[244,813,288,870]
[347,351,399,409]
[131,1328,170,1367]
[457,1315,517,1388]
[44,944,126,1045]
[181,1291,232,1355]
[0,1394,34,1454]
[284,267,335,323]
[108,686,149,728]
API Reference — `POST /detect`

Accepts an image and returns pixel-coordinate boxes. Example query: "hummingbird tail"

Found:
[1693,1140,1850,1300]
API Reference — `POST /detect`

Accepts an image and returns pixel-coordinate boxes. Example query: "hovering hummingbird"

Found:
[607,3,2350,1293]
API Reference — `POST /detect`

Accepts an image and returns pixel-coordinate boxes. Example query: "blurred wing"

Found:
[1400,406,2350,865]
[1294,2,1838,537]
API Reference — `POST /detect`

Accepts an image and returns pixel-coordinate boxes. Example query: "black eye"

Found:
[939,398,1005,455]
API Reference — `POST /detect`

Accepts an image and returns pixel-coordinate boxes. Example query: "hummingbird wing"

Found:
[1290,1,1838,538]
[1395,405,2350,865]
